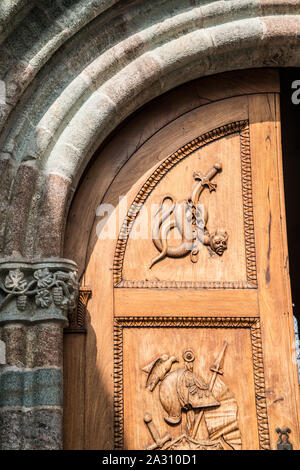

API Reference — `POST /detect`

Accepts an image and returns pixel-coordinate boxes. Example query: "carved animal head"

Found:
[209,231,228,256]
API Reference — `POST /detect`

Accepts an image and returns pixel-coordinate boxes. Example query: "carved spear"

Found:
[191,341,228,439]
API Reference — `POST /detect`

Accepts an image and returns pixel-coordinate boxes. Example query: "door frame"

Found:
[63,69,300,450]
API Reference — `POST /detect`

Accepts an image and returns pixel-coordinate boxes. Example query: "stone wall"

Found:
[0,0,300,449]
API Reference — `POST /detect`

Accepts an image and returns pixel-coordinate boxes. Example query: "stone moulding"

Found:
[0,258,78,325]
[113,316,270,451]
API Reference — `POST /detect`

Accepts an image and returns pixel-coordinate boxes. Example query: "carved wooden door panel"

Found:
[63,70,300,450]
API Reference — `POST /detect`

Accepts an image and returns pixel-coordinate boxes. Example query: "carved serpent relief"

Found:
[113,317,270,450]
[113,120,257,289]
[142,343,241,450]
[150,162,228,268]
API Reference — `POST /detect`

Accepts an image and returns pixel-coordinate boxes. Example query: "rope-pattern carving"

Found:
[115,316,255,328]
[65,287,92,333]
[113,316,270,449]
[250,319,270,450]
[113,120,256,287]
[240,124,257,286]
[113,320,124,449]
[118,280,256,289]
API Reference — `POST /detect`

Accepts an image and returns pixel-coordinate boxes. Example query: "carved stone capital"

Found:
[0,258,78,325]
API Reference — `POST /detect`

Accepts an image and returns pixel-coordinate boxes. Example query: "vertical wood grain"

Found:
[249,93,300,449]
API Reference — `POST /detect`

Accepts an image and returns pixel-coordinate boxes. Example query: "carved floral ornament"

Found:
[0,259,79,323]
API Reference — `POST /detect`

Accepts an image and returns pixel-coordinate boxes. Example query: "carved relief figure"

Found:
[142,343,242,450]
[150,163,228,268]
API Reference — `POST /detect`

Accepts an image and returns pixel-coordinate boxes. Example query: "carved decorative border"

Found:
[113,120,257,288]
[113,316,270,450]
[250,319,271,450]
[117,280,256,289]
[65,286,92,333]
[240,125,257,286]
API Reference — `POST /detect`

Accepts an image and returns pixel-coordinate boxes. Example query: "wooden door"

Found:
[63,70,300,450]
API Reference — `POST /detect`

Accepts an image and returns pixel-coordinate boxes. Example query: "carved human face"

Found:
[210,231,228,256]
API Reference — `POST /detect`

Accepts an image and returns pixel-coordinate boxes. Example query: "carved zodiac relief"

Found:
[150,163,228,268]
[142,343,242,450]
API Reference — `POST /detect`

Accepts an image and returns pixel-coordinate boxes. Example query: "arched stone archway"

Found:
[0,0,300,449]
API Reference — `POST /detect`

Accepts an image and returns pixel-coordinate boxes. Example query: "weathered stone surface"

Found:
[0,154,17,253]
[0,0,118,112]
[0,0,33,45]
[3,163,38,257]
[201,0,259,28]
[103,53,162,106]
[0,368,62,407]
[0,323,63,368]
[36,174,72,257]
[211,17,264,50]
[0,340,5,364]
[4,7,63,66]
[0,0,28,20]
[259,0,300,15]
[2,62,34,108]
[263,15,300,40]
[153,28,213,72]
[0,103,13,134]
[0,407,63,450]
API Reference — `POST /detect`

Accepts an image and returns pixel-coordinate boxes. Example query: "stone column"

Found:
[0,258,78,450]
